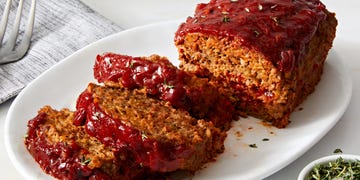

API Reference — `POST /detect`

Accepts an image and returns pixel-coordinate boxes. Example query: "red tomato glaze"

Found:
[83,102,194,172]
[175,0,327,71]
[25,113,110,180]
[94,53,189,110]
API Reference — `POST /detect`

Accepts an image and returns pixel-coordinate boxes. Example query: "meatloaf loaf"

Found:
[93,53,235,130]
[74,83,226,172]
[174,0,337,128]
[24,106,159,180]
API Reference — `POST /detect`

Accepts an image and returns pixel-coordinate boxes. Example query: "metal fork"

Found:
[0,0,36,64]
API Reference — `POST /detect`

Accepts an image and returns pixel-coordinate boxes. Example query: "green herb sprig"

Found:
[222,16,230,23]
[249,144,257,148]
[308,157,360,180]
[141,131,148,141]
[163,79,174,89]
[80,157,91,166]
[334,148,343,154]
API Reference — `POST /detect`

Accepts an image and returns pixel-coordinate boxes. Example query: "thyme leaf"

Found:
[333,148,343,154]
[129,60,135,68]
[222,16,230,23]
[254,30,260,37]
[141,131,148,141]
[249,144,257,148]
[80,157,91,166]
[163,79,174,89]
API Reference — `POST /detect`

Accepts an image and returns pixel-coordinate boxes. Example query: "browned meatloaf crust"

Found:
[93,53,236,130]
[24,106,161,180]
[74,83,226,173]
[175,0,337,128]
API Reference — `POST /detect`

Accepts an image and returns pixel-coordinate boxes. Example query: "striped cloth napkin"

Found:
[0,0,123,104]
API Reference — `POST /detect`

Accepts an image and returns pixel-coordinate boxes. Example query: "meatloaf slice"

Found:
[93,53,235,130]
[74,83,226,172]
[174,0,337,128]
[24,106,158,180]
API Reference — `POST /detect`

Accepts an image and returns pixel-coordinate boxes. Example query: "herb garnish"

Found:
[333,148,343,154]
[249,144,257,148]
[254,30,260,37]
[222,16,230,23]
[221,11,230,23]
[129,60,135,68]
[163,79,174,89]
[141,131,148,141]
[308,157,360,180]
[262,138,269,141]
[80,157,91,166]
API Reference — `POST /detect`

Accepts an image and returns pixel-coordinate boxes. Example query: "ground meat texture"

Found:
[174,0,337,128]
[75,83,226,172]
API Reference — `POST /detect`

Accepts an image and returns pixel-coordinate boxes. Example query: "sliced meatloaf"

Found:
[74,83,226,172]
[93,53,235,130]
[174,0,337,128]
[24,106,159,180]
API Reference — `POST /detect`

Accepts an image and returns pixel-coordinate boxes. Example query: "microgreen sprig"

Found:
[308,157,360,180]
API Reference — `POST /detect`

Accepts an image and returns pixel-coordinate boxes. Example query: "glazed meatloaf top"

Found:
[93,53,235,129]
[175,0,332,72]
[74,83,226,172]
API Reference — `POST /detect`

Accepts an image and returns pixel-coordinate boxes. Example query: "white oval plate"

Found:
[4,21,352,180]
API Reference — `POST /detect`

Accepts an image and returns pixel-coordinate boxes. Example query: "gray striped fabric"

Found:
[0,0,123,104]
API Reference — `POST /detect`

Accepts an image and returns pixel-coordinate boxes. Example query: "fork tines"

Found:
[0,0,36,64]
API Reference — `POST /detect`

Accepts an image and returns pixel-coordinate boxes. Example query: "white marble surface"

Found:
[1,0,359,179]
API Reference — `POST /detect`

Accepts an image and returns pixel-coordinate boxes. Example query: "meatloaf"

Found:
[24,106,159,180]
[93,53,235,130]
[74,83,226,172]
[174,0,337,128]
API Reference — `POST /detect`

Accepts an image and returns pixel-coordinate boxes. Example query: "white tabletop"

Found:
[1,0,359,179]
